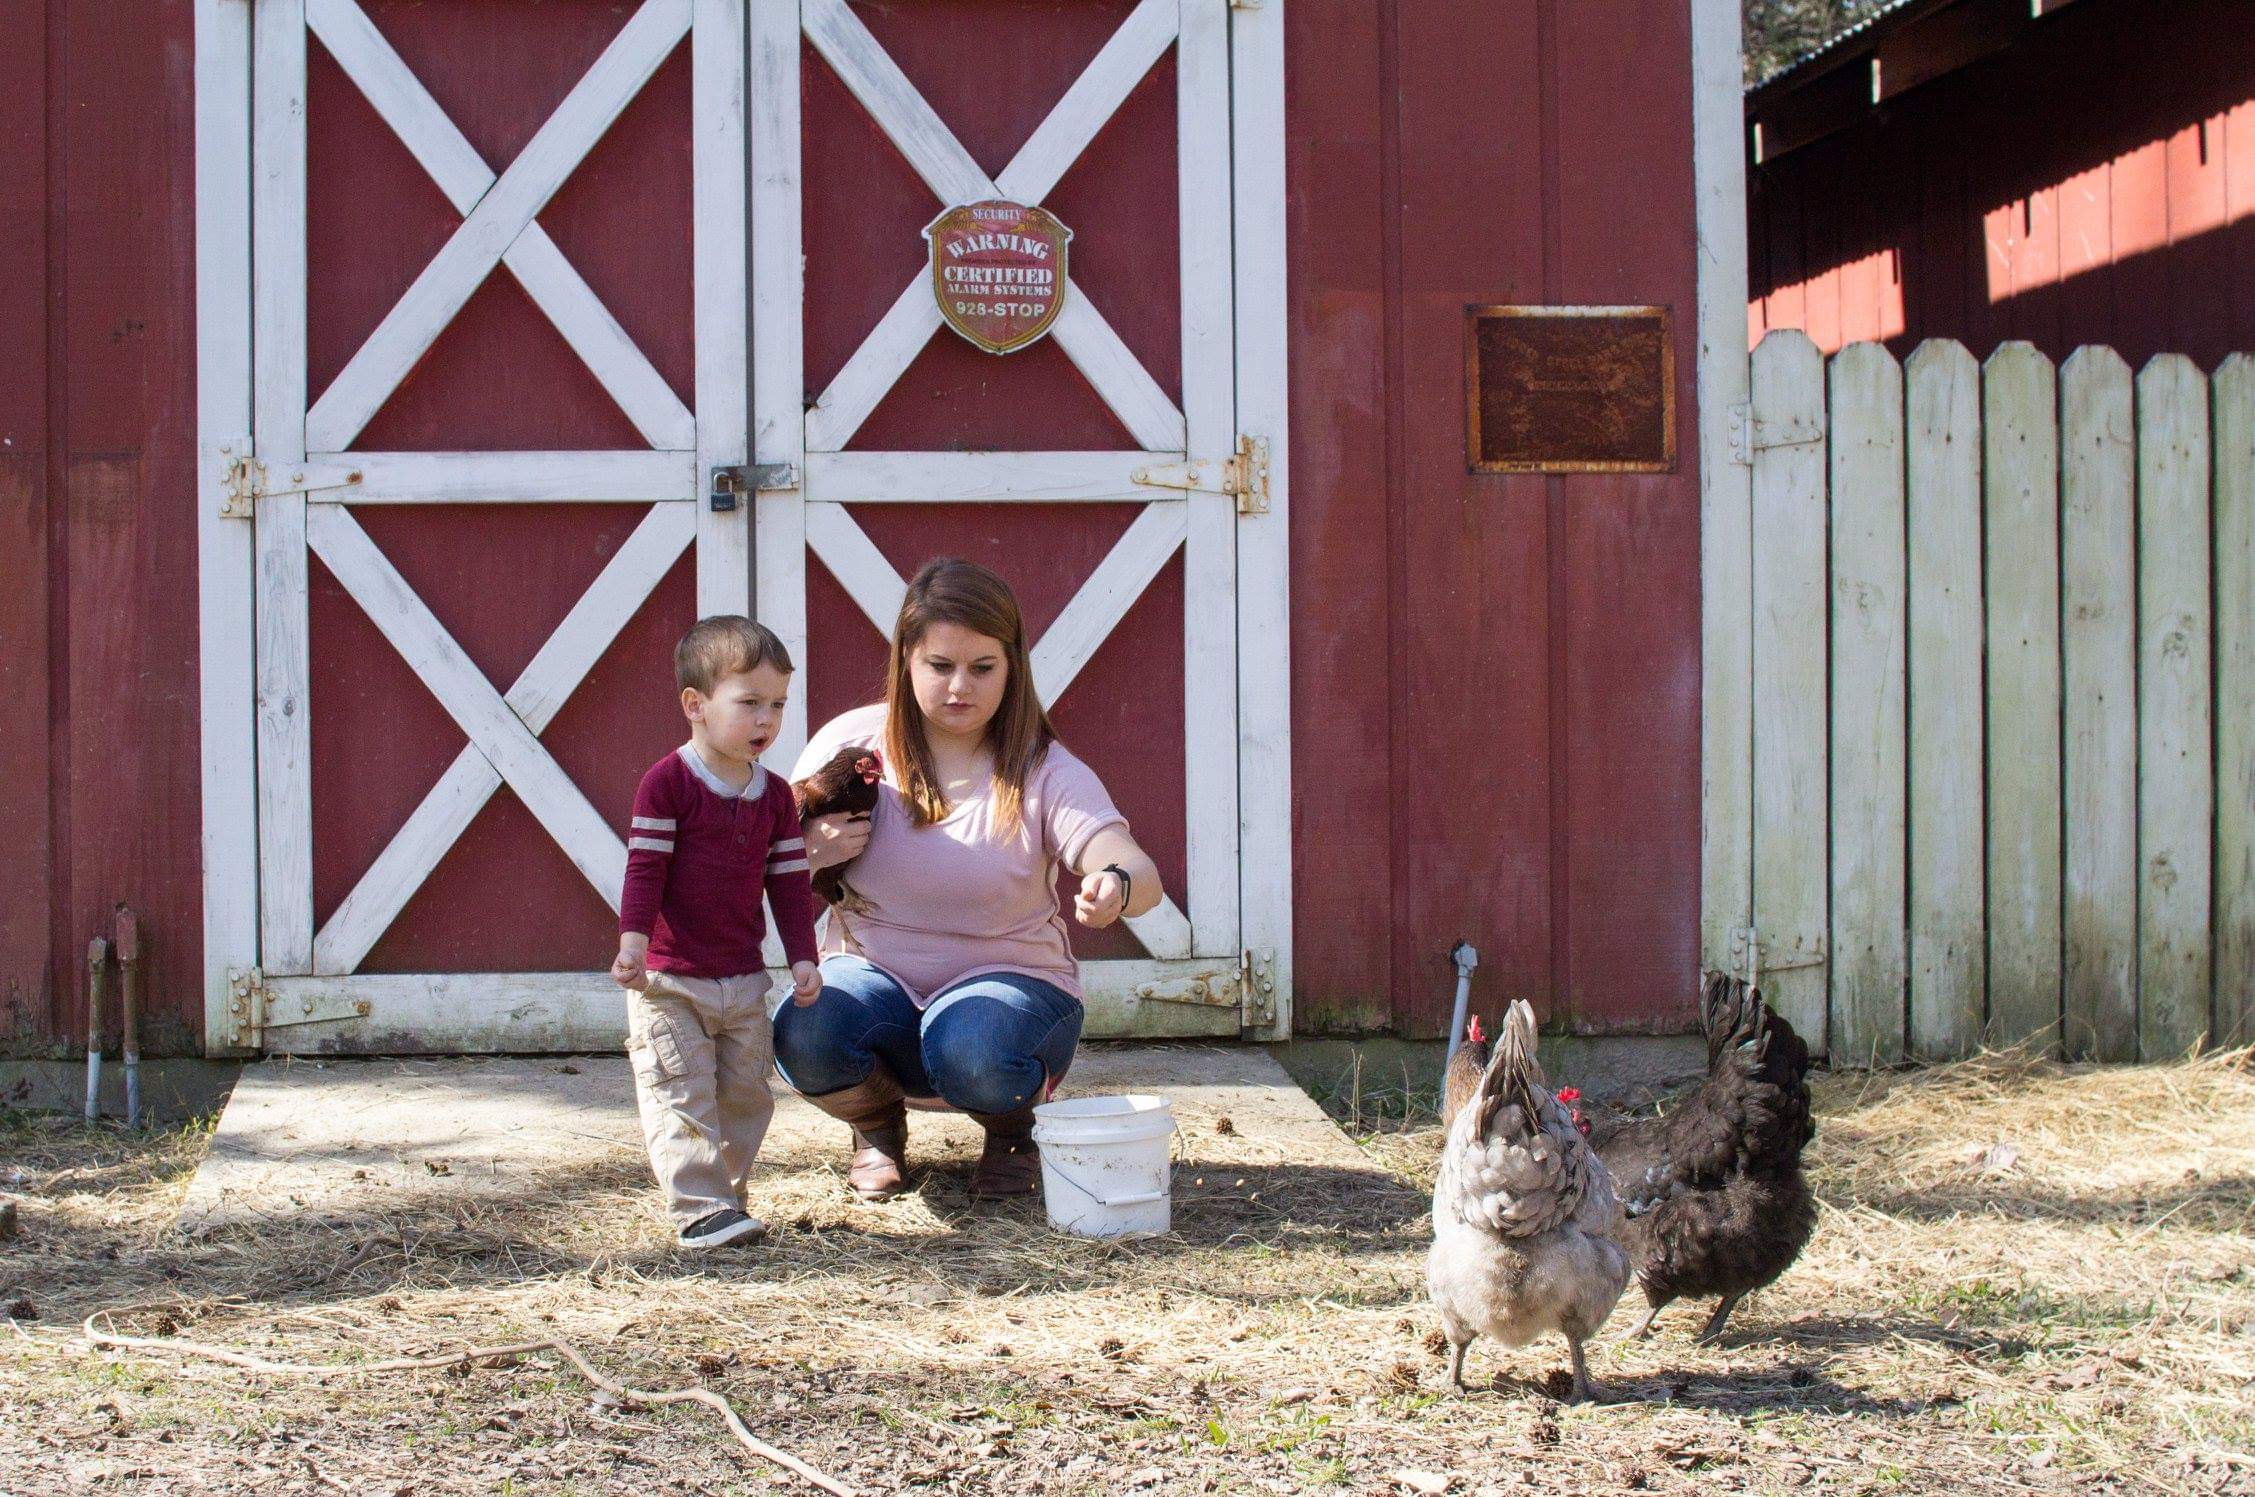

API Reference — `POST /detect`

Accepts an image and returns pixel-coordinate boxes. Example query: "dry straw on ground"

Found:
[3,1045,2251,1493]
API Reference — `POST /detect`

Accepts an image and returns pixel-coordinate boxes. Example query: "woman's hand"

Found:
[1074,868,1126,928]
[1072,827,1162,925]
[803,811,872,871]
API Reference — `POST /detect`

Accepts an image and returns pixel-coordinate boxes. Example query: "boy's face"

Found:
[685,659,791,764]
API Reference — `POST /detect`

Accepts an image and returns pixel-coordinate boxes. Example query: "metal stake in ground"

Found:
[83,937,110,1122]
[114,906,142,1127]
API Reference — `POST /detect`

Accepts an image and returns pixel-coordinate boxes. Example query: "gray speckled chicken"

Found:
[1427,1000,1630,1403]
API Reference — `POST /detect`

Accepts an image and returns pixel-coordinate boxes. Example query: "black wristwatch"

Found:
[1101,862,1133,910]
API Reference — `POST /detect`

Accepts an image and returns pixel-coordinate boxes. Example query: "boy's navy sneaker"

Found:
[679,1208,765,1250]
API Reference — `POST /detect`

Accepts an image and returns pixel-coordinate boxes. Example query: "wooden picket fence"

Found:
[1710,332,2252,1064]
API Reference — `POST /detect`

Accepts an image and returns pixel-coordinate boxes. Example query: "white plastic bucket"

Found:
[1031,1094,1176,1238]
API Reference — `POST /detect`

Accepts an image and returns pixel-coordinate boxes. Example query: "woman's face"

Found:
[908,621,1008,745]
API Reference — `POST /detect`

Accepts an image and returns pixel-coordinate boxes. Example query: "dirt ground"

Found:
[3,1047,2251,1495]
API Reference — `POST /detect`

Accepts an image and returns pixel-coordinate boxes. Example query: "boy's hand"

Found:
[611,935,650,992]
[789,961,823,1006]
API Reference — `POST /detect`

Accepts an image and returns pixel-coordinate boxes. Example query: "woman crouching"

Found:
[777,557,1163,1200]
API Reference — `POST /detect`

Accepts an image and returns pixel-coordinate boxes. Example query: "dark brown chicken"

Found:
[791,746,883,908]
[1592,972,1815,1343]
[1441,1013,1489,1129]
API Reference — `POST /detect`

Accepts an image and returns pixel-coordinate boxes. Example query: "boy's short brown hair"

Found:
[675,615,793,694]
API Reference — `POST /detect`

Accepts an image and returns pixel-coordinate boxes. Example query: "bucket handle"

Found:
[1043,1157,1171,1209]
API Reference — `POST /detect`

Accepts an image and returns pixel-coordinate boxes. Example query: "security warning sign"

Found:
[926,201,1072,355]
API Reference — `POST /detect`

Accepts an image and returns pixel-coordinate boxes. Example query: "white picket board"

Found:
[1177,0,1240,959]
[253,0,315,977]
[1693,0,1754,978]
[303,0,695,452]
[692,0,750,616]
[2136,355,2214,1058]
[260,955,1244,1055]
[2059,346,2138,1060]
[1232,0,1293,1036]
[1827,343,1907,1065]
[196,0,261,1048]
[805,451,1178,504]
[328,450,695,504]
[2217,356,2255,1049]
[312,504,696,974]
[750,0,809,770]
[1750,331,1830,1049]
[1982,342,2063,1049]
[306,0,691,451]
[1905,340,1985,1058]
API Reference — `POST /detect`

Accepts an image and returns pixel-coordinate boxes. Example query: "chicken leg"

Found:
[1565,1335,1593,1405]
[1696,1293,1743,1344]
[1621,1298,1668,1340]
[1445,1333,1475,1392]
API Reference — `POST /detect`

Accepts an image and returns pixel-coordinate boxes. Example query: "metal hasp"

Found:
[1131,433,1272,514]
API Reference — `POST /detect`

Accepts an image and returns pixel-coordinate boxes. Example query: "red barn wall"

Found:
[1,0,1707,1053]
[1285,0,1704,1036]
[1749,0,2255,367]
[2,0,206,1058]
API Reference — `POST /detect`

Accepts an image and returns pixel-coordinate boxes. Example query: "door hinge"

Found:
[224,969,372,1047]
[1727,925,1826,989]
[1132,434,1271,515]
[217,442,363,518]
[1725,402,1822,467]
[1240,948,1277,1026]
[1132,969,1241,1008]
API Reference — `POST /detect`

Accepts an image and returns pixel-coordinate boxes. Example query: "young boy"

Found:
[612,616,822,1249]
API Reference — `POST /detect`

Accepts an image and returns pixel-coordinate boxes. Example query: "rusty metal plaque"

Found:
[927,200,1072,355]
[1466,306,1676,473]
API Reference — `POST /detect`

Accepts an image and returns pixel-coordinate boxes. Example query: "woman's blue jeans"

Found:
[772,955,1084,1115]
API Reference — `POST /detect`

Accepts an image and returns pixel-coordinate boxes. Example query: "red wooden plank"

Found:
[2166,114,2234,367]
[1550,0,1701,1034]
[54,0,205,1053]
[0,0,50,1046]
[1283,0,1393,1031]
[1385,0,1553,1035]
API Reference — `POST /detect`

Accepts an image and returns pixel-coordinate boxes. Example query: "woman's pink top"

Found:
[791,705,1127,1005]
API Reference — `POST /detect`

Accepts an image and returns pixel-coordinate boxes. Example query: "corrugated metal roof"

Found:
[1747,0,1932,96]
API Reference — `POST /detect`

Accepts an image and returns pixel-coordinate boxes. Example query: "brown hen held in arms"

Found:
[792,746,884,909]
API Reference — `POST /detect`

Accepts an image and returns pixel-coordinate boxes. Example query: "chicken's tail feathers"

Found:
[1473,999,1545,1135]
[1699,970,1819,1158]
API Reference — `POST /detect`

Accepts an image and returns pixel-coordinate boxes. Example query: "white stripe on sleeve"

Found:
[631,816,677,831]
[628,836,675,854]
[770,837,805,853]
[766,857,810,875]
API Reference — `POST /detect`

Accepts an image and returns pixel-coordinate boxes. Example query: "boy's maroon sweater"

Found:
[619,749,819,978]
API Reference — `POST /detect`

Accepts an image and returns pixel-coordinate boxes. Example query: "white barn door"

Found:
[219,0,748,1052]
[750,0,1290,1038]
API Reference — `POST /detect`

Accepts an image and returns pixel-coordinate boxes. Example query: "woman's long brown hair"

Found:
[883,558,1055,837]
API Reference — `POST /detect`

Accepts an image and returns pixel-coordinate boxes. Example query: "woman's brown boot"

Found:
[806,1069,908,1200]
[967,1104,1042,1198]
